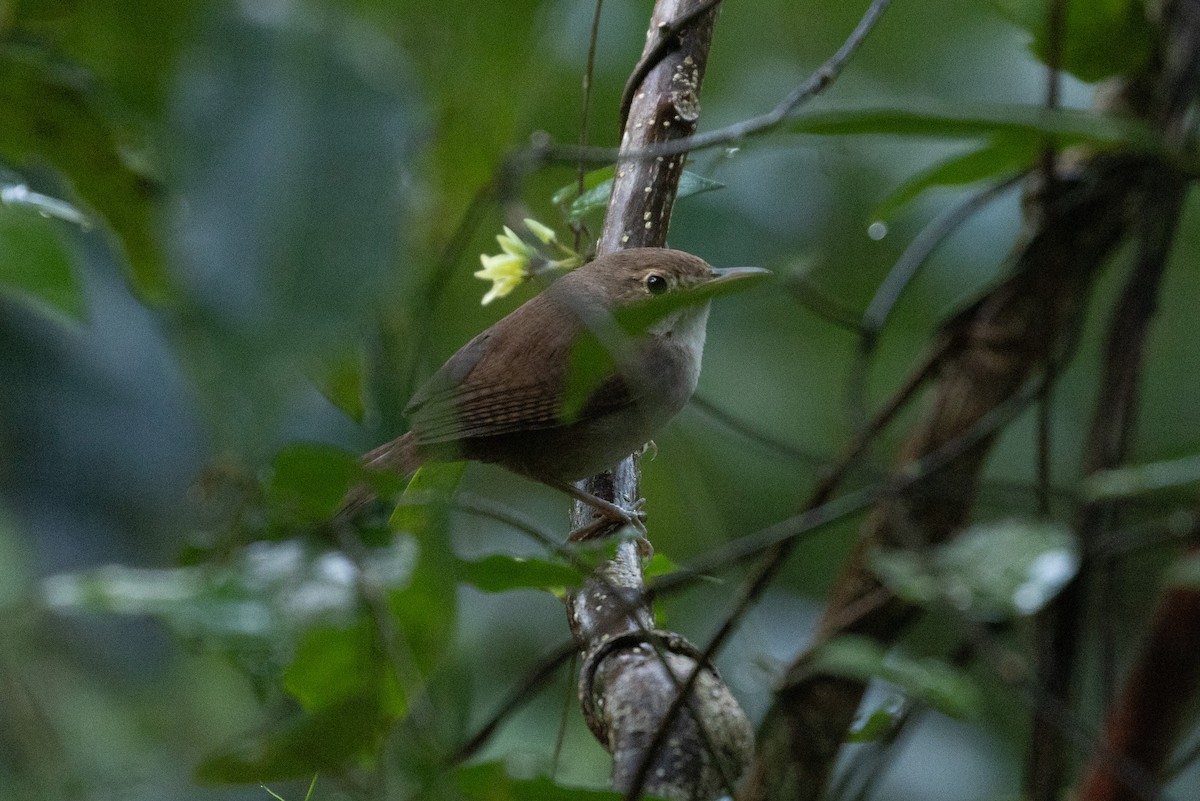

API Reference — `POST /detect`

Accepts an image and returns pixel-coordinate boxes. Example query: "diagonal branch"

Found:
[742,147,1158,800]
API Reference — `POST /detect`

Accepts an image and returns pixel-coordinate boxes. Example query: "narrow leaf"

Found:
[457,554,583,593]
[0,59,166,299]
[870,519,1079,621]
[806,635,981,719]
[268,443,364,522]
[555,168,725,223]
[1082,453,1200,501]
[786,103,1158,151]
[874,136,1037,221]
[0,201,83,320]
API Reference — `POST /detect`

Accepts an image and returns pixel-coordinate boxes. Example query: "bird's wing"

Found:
[405,297,640,445]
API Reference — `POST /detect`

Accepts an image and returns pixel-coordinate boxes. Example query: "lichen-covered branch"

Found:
[564,1,754,798]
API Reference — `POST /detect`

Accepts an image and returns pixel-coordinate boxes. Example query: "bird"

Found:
[343,247,768,539]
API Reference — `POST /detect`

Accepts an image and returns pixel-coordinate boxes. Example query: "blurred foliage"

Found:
[1,0,1199,799]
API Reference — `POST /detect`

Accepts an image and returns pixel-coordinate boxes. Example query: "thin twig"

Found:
[784,274,867,333]
[574,0,605,252]
[689,394,825,465]
[848,172,1026,426]
[450,368,1057,766]
[536,0,893,165]
[1039,0,1067,183]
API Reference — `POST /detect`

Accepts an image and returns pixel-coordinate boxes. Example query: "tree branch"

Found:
[565,2,753,798]
[744,148,1157,800]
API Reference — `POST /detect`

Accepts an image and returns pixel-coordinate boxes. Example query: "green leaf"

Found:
[870,519,1079,621]
[268,443,364,523]
[847,705,901,742]
[0,199,83,320]
[1,178,90,227]
[806,636,981,719]
[992,0,1155,82]
[311,351,366,423]
[284,621,405,717]
[874,135,1037,221]
[551,165,614,207]
[457,554,583,593]
[786,102,1158,151]
[196,695,389,783]
[677,170,726,200]
[553,167,725,223]
[455,762,631,801]
[41,538,418,650]
[643,551,681,579]
[0,55,166,299]
[388,461,465,676]
[1081,453,1200,501]
[389,461,467,535]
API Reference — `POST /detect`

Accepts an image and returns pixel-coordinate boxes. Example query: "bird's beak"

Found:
[702,266,772,299]
[708,265,772,285]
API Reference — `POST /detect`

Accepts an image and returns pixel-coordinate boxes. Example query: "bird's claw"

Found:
[567,498,648,544]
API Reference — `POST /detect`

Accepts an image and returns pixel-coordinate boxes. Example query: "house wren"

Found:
[345,247,768,537]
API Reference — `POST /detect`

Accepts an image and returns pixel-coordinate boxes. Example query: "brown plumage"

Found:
[342,247,768,534]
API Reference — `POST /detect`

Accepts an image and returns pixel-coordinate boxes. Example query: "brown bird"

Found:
[345,247,768,538]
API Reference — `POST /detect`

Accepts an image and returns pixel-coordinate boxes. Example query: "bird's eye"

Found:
[645,273,668,295]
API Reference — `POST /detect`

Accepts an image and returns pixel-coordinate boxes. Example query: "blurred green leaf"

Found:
[0,199,83,319]
[1167,551,1200,589]
[456,762,631,800]
[787,102,1158,150]
[268,443,363,523]
[196,695,389,783]
[643,551,681,579]
[284,621,405,717]
[390,461,467,535]
[166,2,422,458]
[807,635,981,719]
[41,538,417,650]
[1082,453,1200,501]
[457,554,583,593]
[874,136,1037,221]
[847,705,901,742]
[991,0,1154,82]
[388,461,464,676]
[553,167,725,223]
[559,326,619,424]
[551,165,614,211]
[870,519,1079,621]
[311,351,367,423]
[0,54,165,297]
[1,177,90,227]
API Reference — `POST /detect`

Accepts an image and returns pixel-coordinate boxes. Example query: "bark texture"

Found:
[565,1,754,798]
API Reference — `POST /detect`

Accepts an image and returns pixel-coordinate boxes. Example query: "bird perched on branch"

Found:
[342,247,768,538]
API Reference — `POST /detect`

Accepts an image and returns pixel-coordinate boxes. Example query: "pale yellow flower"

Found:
[475,227,535,305]
[475,221,582,304]
[523,217,558,246]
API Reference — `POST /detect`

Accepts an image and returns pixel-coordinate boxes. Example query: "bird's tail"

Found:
[336,431,422,520]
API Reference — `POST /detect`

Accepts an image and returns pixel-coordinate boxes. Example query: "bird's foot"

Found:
[566,498,652,559]
[550,479,651,557]
[566,498,646,540]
